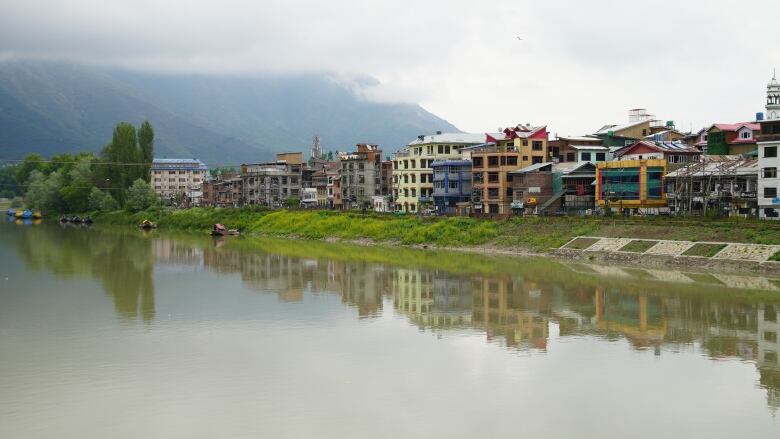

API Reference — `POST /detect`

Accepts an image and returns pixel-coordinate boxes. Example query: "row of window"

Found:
[152,170,203,175]
[393,159,435,170]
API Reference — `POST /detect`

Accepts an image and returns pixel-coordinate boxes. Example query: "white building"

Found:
[151,158,208,204]
[757,73,780,219]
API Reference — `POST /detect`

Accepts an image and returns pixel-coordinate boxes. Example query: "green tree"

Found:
[138,120,154,181]
[101,122,141,203]
[88,187,118,211]
[0,165,21,198]
[15,153,45,185]
[25,170,64,212]
[125,178,157,212]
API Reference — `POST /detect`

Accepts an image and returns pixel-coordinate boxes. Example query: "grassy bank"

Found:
[94,208,780,251]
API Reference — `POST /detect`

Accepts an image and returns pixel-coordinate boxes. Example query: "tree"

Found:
[126,178,157,212]
[15,153,45,186]
[88,187,118,211]
[25,170,64,212]
[138,120,154,181]
[0,165,21,198]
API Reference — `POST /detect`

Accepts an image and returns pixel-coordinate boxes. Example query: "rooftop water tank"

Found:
[757,112,765,121]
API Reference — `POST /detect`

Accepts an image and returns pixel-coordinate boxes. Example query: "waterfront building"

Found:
[594,109,684,148]
[431,159,472,215]
[695,122,761,155]
[665,155,758,217]
[509,161,597,215]
[550,135,603,162]
[339,144,382,209]
[612,140,700,171]
[240,152,304,207]
[150,158,208,203]
[324,161,341,208]
[596,159,667,213]
[371,195,392,213]
[392,132,484,213]
[758,73,780,219]
[470,125,549,214]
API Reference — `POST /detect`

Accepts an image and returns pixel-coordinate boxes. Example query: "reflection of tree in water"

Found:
[14,225,155,323]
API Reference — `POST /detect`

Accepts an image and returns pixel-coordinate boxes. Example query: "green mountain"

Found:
[0,61,459,165]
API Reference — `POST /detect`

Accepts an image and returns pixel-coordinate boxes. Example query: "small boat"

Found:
[59,215,70,223]
[6,209,15,216]
[14,210,23,218]
[228,229,240,236]
[83,216,93,224]
[139,220,157,229]
[32,211,42,219]
[21,210,33,219]
[211,223,227,236]
[71,216,82,223]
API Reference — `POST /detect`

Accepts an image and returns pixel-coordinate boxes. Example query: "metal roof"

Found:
[569,145,609,151]
[665,156,758,178]
[408,132,486,146]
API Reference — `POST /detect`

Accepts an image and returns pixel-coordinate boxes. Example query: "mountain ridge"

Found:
[0,61,460,165]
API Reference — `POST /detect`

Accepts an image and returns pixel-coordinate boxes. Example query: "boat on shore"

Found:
[211,224,240,236]
[20,210,33,219]
[15,210,23,218]
[32,211,42,219]
[6,209,16,216]
[139,220,157,229]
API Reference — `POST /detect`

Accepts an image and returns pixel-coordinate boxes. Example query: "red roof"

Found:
[711,122,760,132]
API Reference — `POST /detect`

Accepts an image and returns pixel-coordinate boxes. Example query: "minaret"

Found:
[768,70,780,120]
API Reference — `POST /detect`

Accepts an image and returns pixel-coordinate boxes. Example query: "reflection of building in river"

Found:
[153,239,204,269]
[392,269,472,329]
[594,289,667,349]
[471,276,549,350]
[758,305,780,409]
[201,247,388,316]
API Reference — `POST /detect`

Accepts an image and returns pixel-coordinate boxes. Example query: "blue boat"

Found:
[6,209,15,216]
[21,210,33,219]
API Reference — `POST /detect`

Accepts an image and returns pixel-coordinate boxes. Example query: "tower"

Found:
[311,135,321,160]
[768,70,780,121]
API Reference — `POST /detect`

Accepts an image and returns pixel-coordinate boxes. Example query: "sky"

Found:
[1,0,779,136]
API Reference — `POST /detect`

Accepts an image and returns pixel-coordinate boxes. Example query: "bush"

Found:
[125,179,157,212]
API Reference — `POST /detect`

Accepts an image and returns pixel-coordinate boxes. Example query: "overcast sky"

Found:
[2,0,779,136]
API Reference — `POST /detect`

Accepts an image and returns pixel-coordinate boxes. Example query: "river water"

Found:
[2,220,780,438]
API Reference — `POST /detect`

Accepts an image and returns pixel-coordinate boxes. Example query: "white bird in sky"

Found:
[516,36,524,40]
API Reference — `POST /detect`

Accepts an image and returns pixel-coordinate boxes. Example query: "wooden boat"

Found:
[59,215,69,223]
[83,216,94,224]
[14,210,23,218]
[139,219,157,229]
[71,216,82,223]
[32,211,42,219]
[211,223,227,236]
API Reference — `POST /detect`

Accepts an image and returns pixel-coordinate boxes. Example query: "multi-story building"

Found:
[240,152,304,207]
[594,109,685,148]
[665,155,758,217]
[150,158,208,203]
[695,122,761,155]
[469,124,549,214]
[550,135,603,162]
[431,160,472,215]
[758,73,780,219]
[392,132,484,213]
[339,144,382,209]
[612,140,700,171]
[325,162,341,208]
[596,159,667,214]
[509,161,597,215]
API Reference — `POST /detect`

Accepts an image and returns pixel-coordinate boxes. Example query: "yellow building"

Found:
[392,132,485,213]
[596,159,667,212]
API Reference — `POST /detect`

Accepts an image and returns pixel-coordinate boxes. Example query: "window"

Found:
[282,177,288,184]
[765,331,778,342]
[532,156,543,164]
[411,188,417,197]
[532,141,543,151]
[358,163,365,171]
[596,152,606,161]
[507,156,518,166]
[358,175,365,184]
[641,129,647,136]
[403,189,408,197]
[581,152,592,161]
[473,157,483,168]
[566,152,576,162]
[438,145,444,154]
[410,160,416,168]
[488,173,499,183]
[764,168,778,178]
[522,156,529,161]
[741,130,751,139]
[411,174,416,183]
[488,156,499,167]
[488,188,499,199]
[765,147,778,158]
[765,187,777,198]
[449,181,458,189]
[445,145,450,154]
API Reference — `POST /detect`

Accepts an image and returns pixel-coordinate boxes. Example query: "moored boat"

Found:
[60,215,70,223]
[71,216,82,223]
[15,210,23,218]
[211,223,227,236]
[21,210,33,219]
[228,229,240,236]
[6,209,15,216]
[83,216,94,224]
[139,219,157,229]
[32,211,42,219]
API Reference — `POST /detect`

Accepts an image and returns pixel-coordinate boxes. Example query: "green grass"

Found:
[770,250,780,262]
[619,240,658,253]
[682,243,727,258]
[564,237,599,250]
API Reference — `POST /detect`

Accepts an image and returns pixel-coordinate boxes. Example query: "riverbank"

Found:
[96,207,780,248]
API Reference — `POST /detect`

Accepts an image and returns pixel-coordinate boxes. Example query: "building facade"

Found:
[596,159,667,213]
[151,158,208,203]
[241,153,304,207]
[340,144,382,209]
[431,160,472,215]
[613,140,700,171]
[695,122,761,155]
[758,74,780,219]
[392,133,484,213]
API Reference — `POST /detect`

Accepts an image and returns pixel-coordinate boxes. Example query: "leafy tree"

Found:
[0,165,22,198]
[126,178,157,211]
[210,167,237,177]
[138,120,154,181]
[60,178,94,213]
[88,187,118,211]
[15,153,45,186]
[25,170,64,212]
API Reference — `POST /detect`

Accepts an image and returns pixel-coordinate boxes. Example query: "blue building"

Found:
[431,160,472,215]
